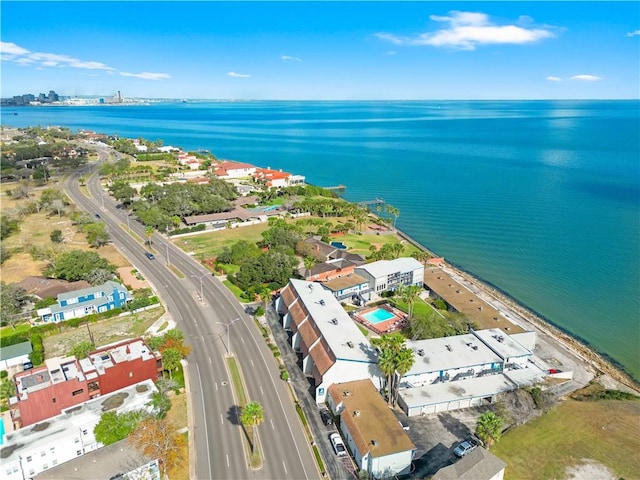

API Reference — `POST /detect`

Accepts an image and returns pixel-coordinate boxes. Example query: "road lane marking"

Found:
[270,419,275,430]
[208,356,212,364]
[282,460,288,474]
[250,359,255,367]
[260,386,264,395]
[226,454,230,468]
[220,414,223,424]
[241,337,245,344]
[214,382,218,391]
[194,363,213,480]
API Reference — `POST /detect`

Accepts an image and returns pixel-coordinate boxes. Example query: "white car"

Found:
[453,439,478,458]
[330,432,347,456]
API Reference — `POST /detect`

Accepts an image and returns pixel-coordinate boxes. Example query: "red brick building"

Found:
[11,338,162,427]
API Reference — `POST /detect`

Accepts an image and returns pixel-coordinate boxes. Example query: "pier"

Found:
[357,198,385,207]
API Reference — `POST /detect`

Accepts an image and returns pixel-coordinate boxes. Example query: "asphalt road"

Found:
[65,147,318,480]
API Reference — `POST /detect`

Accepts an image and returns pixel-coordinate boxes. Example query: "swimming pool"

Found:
[362,307,396,324]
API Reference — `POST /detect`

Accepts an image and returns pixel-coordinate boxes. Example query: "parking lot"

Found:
[392,405,488,478]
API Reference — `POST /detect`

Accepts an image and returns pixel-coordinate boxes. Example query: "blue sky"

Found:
[1,1,639,100]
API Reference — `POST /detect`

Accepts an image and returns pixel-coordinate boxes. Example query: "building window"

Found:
[26,456,32,462]
[72,388,84,396]
[82,429,88,435]
[77,450,82,456]
[129,372,133,378]
[75,438,80,444]
[52,397,56,403]
[52,460,58,466]
[50,447,55,453]
[29,470,35,476]
[43,464,49,470]
[41,450,46,457]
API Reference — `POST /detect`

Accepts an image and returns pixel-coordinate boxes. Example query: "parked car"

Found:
[145,252,155,260]
[95,213,101,218]
[454,439,478,458]
[330,432,347,456]
[320,409,333,426]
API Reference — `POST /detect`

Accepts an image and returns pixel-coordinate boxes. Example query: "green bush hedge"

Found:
[169,224,206,236]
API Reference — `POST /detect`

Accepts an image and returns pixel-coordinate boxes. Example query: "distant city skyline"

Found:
[1,1,639,100]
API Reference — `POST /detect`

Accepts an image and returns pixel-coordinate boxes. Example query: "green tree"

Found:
[240,401,265,454]
[83,222,110,248]
[148,391,172,419]
[94,409,146,446]
[71,341,95,359]
[50,229,63,243]
[145,226,154,247]
[46,249,115,282]
[161,348,182,379]
[0,377,16,406]
[385,204,400,229]
[476,411,503,447]
[0,282,30,328]
[398,285,422,320]
[371,333,415,407]
[86,268,115,285]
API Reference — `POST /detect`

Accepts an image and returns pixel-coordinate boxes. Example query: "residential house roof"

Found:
[303,237,366,264]
[321,274,369,293]
[18,276,91,300]
[357,257,423,279]
[423,268,525,334]
[328,379,415,458]
[56,281,128,302]
[0,341,33,362]
[432,446,506,480]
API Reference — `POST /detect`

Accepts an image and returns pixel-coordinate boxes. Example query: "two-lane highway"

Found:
[64,151,318,479]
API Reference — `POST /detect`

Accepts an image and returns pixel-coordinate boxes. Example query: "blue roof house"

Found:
[36,281,132,323]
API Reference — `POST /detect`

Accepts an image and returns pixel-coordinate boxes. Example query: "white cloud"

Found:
[626,29,640,37]
[1,40,171,81]
[119,71,171,80]
[546,76,562,82]
[228,71,251,78]
[1,42,115,70]
[375,10,555,50]
[0,41,30,56]
[571,74,602,81]
[281,55,301,62]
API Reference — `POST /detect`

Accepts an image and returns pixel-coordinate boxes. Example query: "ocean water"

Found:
[3,100,639,379]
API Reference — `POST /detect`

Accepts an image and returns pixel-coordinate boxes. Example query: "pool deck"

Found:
[353,304,408,335]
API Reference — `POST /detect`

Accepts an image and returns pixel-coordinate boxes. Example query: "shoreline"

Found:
[393,227,640,392]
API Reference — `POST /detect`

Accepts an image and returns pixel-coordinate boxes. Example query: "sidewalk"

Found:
[146,311,175,336]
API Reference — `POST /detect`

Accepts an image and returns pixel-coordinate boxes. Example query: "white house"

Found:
[1,379,156,480]
[327,379,416,479]
[354,257,424,300]
[213,160,257,178]
[275,279,381,403]
[0,341,32,371]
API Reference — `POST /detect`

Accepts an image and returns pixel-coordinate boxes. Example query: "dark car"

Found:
[95,213,101,218]
[320,409,333,426]
[145,252,155,260]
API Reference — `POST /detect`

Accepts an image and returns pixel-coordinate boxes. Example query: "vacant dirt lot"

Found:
[43,307,164,358]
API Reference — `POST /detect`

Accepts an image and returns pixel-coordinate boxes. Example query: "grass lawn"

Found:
[172,223,269,260]
[391,297,444,321]
[223,280,250,303]
[0,322,32,338]
[337,231,421,257]
[492,398,640,480]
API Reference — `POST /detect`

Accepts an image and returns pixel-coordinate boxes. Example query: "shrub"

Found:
[280,370,289,381]
[432,298,448,310]
[168,224,206,236]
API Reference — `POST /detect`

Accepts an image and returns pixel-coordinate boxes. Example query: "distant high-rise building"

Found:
[117,90,122,103]
[48,90,59,102]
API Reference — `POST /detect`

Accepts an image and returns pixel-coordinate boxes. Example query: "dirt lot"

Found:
[42,307,164,358]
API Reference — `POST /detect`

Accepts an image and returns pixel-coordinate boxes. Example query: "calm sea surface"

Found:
[3,100,639,379]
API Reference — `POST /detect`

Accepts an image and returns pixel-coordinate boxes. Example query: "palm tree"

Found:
[401,285,422,320]
[145,226,154,247]
[371,333,414,406]
[303,256,317,277]
[240,401,265,454]
[385,205,400,229]
[411,250,430,266]
[475,411,503,447]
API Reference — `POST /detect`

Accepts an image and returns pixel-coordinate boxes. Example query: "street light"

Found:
[216,318,240,355]
[192,272,208,302]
